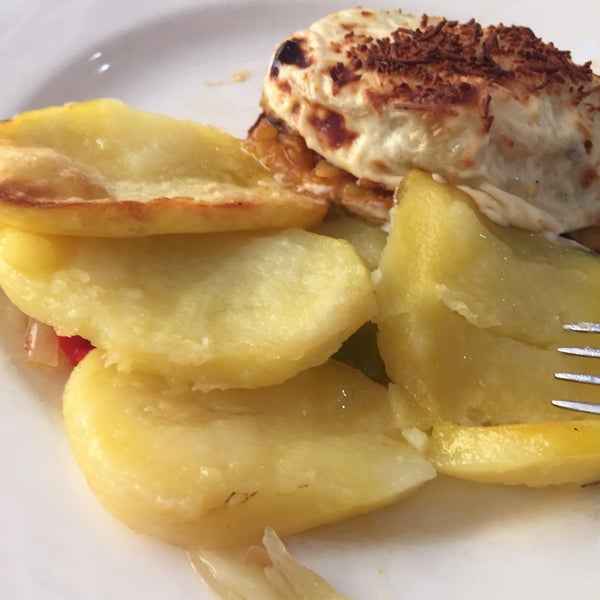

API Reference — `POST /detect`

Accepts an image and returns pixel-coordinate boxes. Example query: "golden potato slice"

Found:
[0,226,375,390]
[63,351,435,548]
[311,211,388,271]
[428,421,600,486]
[0,99,327,236]
[375,170,600,426]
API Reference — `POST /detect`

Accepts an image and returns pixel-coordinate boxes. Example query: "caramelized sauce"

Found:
[244,114,392,222]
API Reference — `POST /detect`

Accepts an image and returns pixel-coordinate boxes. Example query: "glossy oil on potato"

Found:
[428,421,600,486]
[0,99,327,236]
[0,226,376,390]
[63,351,435,548]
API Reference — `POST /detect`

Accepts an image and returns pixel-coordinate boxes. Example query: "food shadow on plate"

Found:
[290,472,600,549]
[285,474,600,600]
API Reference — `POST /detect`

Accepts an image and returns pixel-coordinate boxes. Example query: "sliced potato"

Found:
[428,421,600,486]
[63,351,435,548]
[0,99,327,236]
[375,170,600,426]
[0,225,375,390]
[312,211,388,270]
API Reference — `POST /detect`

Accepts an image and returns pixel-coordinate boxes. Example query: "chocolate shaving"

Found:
[330,62,362,93]
[333,14,597,130]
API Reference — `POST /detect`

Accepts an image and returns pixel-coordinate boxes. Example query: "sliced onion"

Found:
[23,317,59,367]
[260,527,351,599]
[188,528,350,600]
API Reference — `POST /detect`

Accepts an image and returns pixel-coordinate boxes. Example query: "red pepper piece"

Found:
[56,335,95,366]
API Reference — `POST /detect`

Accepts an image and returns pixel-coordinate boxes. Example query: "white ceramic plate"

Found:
[1,1,600,598]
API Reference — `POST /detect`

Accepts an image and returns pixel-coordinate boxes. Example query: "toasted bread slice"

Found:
[0,99,327,236]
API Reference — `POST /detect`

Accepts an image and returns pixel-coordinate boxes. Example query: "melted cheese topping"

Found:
[262,8,600,233]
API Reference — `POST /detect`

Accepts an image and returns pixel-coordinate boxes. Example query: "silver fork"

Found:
[553,322,600,415]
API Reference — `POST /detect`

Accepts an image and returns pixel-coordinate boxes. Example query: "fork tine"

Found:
[552,399,600,414]
[563,321,600,333]
[554,322,600,414]
[557,346,600,358]
[556,322,600,383]
[555,372,600,385]
[552,321,600,415]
